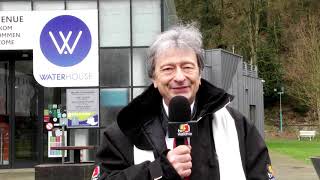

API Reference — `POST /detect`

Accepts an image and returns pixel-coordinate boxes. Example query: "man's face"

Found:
[152,48,201,105]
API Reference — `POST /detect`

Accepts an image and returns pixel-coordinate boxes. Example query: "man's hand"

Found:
[166,145,192,178]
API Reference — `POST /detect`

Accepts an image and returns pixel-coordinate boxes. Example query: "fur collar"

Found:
[117,79,233,147]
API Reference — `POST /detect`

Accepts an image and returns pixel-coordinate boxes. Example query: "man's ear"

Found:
[152,79,158,88]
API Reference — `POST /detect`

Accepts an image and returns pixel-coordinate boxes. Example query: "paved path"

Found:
[0,168,34,180]
[270,150,318,180]
[0,151,318,180]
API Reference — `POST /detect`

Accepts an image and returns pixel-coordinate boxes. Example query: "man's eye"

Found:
[162,67,173,72]
[183,65,194,70]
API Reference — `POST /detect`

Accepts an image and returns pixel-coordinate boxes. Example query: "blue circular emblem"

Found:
[40,15,91,67]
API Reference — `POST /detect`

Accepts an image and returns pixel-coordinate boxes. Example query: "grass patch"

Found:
[266,138,320,164]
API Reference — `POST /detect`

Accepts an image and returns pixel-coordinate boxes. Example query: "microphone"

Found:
[168,96,192,146]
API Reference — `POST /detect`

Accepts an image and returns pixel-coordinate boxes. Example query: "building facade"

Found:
[0,0,177,169]
[205,49,265,136]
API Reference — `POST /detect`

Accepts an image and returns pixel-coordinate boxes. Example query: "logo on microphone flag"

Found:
[168,121,197,138]
[177,123,192,136]
[178,124,190,133]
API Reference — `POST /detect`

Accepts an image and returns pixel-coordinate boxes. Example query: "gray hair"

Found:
[147,24,205,78]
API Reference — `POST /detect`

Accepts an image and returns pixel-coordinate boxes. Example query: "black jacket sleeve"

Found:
[245,122,272,180]
[95,123,180,180]
[227,107,274,180]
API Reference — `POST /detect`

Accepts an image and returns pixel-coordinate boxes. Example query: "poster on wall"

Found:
[66,88,99,128]
[32,10,99,87]
[48,130,67,158]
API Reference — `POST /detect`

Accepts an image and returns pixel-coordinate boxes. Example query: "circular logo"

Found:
[40,15,92,67]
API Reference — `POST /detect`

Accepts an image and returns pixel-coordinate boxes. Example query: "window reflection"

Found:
[99,0,130,47]
[0,1,31,10]
[0,62,9,165]
[133,88,146,99]
[99,88,129,139]
[32,1,65,10]
[66,0,97,9]
[132,0,161,46]
[100,49,131,86]
[133,48,152,86]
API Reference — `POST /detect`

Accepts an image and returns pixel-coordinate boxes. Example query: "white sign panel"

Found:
[0,11,33,50]
[33,10,99,87]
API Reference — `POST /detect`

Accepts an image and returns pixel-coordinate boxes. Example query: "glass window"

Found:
[133,48,152,86]
[132,0,161,46]
[0,62,9,166]
[43,87,99,162]
[69,129,97,162]
[32,1,65,10]
[66,0,97,9]
[133,88,146,99]
[43,88,64,109]
[99,0,130,47]
[0,1,31,10]
[14,61,36,116]
[163,0,178,30]
[100,48,131,87]
[43,87,66,163]
[0,62,8,115]
[99,88,129,140]
[14,61,40,164]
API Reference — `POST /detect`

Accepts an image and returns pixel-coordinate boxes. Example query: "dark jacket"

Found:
[95,79,273,180]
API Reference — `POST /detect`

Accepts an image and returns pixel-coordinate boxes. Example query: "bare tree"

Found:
[285,14,320,128]
[236,0,264,65]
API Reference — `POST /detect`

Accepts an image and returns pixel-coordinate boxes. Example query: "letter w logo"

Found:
[49,31,82,55]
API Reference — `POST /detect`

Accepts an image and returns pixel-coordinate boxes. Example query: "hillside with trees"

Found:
[174,0,320,130]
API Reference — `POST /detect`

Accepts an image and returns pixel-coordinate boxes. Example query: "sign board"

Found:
[33,10,99,87]
[0,10,99,87]
[0,11,33,50]
[66,88,99,128]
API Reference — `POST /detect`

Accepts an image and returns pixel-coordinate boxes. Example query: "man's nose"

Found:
[174,67,186,82]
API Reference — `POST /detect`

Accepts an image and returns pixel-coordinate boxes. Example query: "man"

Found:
[93,24,275,180]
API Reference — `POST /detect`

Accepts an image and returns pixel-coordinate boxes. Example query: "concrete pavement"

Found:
[270,150,318,180]
[0,168,34,180]
[0,151,318,180]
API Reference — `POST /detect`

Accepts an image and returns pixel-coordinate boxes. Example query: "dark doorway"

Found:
[249,105,256,123]
[0,50,42,168]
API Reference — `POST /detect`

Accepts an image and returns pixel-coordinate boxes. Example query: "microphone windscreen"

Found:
[169,96,191,123]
